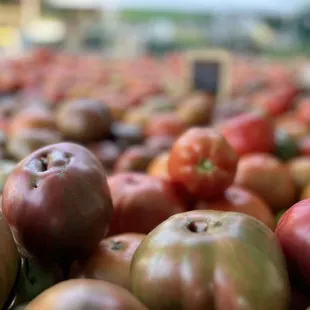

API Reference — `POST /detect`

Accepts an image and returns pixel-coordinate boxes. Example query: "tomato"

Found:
[252,86,298,117]
[276,199,310,289]
[145,113,187,138]
[114,146,156,173]
[131,210,290,310]
[55,99,112,143]
[0,213,19,309]
[147,152,170,179]
[70,233,145,290]
[2,143,113,264]
[297,98,310,126]
[211,98,249,124]
[235,153,296,212]
[9,108,56,136]
[25,279,147,310]
[195,185,275,230]
[177,92,214,126]
[276,115,309,141]
[107,173,186,235]
[299,136,310,156]
[168,127,238,200]
[288,156,310,192]
[220,112,275,156]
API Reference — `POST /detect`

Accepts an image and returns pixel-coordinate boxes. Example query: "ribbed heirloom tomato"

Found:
[131,210,290,310]
[168,127,238,200]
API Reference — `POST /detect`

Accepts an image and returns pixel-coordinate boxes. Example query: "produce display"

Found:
[0,48,309,309]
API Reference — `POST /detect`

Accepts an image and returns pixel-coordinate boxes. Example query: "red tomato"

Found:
[220,112,275,156]
[195,185,275,230]
[252,86,298,117]
[276,199,310,288]
[168,127,238,200]
[297,99,310,126]
[70,233,145,290]
[107,173,186,235]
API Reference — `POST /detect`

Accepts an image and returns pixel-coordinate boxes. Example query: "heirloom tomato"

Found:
[2,142,113,264]
[168,127,238,200]
[131,210,290,310]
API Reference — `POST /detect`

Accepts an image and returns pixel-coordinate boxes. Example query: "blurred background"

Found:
[1,0,310,57]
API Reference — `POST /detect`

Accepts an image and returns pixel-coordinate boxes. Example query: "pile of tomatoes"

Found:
[0,49,310,309]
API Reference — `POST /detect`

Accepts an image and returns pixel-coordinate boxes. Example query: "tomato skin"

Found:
[25,279,147,310]
[107,173,186,235]
[70,233,145,290]
[252,86,298,117]
[220,112,275,156]
[145,113,187,138]
[1,142,113,264]
[131,210,290,310]
[235,153,296,212]
[168,128,238,200]
[195,185,275,230]
[276,199,310,289]
[147,152,170,179]
[288,156,310,192]
[0,213,19,309]
[114,146,156,173]
[297,99,310,126]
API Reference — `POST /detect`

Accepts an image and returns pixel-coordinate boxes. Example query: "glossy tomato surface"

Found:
[220,112,275,156]
[70,233,145,290]
[25,279,147,310]
[107,173,186,235]
[131,210,290,310]
[276,199,310,288]
[2,142,113,263]
[235,153,296,212]
[168,127,238,200]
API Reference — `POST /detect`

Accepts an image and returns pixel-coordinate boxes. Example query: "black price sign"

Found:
[185,49,231,103]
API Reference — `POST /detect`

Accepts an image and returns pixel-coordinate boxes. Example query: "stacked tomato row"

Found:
[0,49,310,310]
